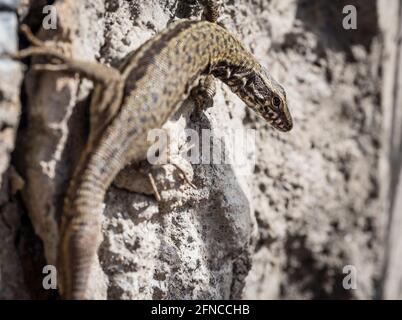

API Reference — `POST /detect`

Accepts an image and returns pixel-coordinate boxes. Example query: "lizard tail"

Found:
[58,166,105,299]
[58,141,126,299]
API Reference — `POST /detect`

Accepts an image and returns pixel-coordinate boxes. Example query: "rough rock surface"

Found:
[0,0,401,300]
[0,0,28,300]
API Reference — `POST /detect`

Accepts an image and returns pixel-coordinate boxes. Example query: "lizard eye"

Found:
[272,96,281,108]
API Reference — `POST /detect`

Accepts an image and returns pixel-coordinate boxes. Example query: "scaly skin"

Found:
[14,6,292,299]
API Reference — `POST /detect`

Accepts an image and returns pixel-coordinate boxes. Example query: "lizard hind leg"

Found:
[13,25,123,85]
[114,145,197,203]
[15,25,126,145]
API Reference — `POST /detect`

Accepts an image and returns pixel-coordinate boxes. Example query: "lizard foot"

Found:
[114,156,196,203]
[190,75,216,109]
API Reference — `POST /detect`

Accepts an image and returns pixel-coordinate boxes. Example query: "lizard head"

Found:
[245,66,293,132]
[212,61,293,132]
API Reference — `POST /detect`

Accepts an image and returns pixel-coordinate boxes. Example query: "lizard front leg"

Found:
[189,0,221,109]
[201,0,220,23]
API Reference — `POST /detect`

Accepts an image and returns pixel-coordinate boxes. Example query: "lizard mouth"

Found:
[273,112,293,131]
[276,120,293,132]
[270,117,292,132]
[262,108,293,132]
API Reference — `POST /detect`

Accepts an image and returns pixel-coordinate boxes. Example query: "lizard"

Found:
[12,0,293,299]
